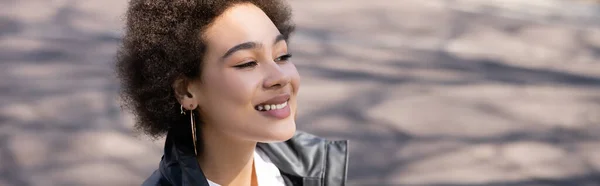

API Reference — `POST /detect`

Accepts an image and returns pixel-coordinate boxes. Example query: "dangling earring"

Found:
[181,105,198,156]
[190,108,198,156]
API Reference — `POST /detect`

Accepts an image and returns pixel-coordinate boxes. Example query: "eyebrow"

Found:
[221,34,286,59]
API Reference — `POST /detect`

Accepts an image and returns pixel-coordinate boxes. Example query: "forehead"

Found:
[203,3,281,52]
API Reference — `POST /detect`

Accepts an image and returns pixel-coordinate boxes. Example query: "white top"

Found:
[207,148,285,186]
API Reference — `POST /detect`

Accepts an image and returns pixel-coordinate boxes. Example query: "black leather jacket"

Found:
[142,131,349,186]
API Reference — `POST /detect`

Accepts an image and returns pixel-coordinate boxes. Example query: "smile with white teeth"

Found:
[255,101,288,111]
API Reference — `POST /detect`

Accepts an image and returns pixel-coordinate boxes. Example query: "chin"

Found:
[260,120,296,143]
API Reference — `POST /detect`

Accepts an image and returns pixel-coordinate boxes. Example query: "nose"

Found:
[263,63,291,89]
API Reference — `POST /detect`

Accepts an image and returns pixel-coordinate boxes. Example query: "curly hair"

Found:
[115,0,295,139]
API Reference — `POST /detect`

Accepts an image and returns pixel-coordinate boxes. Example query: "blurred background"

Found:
[1,0,600,185]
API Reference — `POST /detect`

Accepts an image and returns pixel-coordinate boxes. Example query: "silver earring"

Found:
[180,105,186,115]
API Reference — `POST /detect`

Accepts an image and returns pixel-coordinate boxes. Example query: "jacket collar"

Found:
[158,130,348,186]
[159,129,210,186]
[257,132,349,185]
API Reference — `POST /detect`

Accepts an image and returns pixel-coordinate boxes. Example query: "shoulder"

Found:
[142,169,172,186]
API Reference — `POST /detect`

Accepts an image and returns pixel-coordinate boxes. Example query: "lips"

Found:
[254,94,290,111]
[256,94,290,106]
[254,93,292,119]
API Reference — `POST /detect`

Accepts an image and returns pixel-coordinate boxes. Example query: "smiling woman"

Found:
[115,0,348,186]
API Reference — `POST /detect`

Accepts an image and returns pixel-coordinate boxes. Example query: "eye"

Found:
[233,61,258,69]
[275,54,292,62]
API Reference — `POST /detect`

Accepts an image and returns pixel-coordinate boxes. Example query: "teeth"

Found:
[255,101,288,111]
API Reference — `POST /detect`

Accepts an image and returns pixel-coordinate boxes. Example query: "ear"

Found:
[172,76,200,111]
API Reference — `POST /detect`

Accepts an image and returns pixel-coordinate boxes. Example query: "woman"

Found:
[115,0,348,185]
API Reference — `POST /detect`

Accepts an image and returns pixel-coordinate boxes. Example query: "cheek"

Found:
[202,68,257,108]
[287,64,301,93]
[219,72,258,104]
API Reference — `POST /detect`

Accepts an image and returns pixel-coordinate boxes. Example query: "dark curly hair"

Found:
[116,0,295,139]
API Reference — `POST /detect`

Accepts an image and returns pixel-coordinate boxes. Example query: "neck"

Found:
[197,124,258,186]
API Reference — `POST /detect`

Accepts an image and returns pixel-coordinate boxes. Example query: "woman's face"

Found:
[190,3,299,142]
